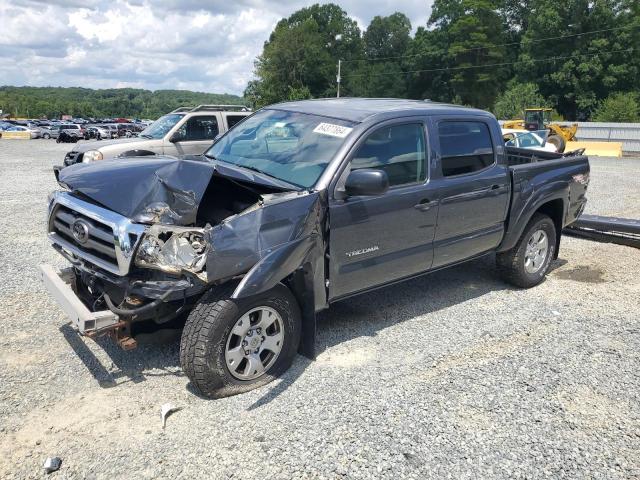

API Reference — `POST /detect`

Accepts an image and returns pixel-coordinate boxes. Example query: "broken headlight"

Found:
[135,226,209,280]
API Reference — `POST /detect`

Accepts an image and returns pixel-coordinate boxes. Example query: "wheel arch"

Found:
[230,235,325,359]
[535,198,564,259]
[499,196,566,255]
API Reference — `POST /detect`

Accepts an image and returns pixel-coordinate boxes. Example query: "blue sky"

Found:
[0,0,433,95]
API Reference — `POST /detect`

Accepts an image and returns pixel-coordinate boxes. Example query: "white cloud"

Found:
[0,0,433,95]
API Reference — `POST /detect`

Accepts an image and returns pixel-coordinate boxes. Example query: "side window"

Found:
[176,116,219,141]
[439,121,495,177]
[350,123,426,187]
[226,115,246,129]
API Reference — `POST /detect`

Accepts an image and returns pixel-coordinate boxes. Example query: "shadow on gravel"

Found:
[247,254,566,408]
[61,254,567,400]
[246,357,313,410]
[317,255,514,352]
[60,324,183,388]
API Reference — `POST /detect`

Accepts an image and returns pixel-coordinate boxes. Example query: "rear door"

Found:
[428,117,510,268]
[328,120,438,300]
[164,114,220,156]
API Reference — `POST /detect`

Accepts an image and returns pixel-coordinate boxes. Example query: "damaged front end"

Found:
[44,156,326,347]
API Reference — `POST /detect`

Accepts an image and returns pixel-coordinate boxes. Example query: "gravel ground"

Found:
[0,140,639,479]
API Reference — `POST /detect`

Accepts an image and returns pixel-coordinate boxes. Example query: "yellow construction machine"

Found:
[503,108,577,153]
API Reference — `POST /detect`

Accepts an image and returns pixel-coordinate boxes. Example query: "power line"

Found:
[345,48,634,79]
[340,25,638,64]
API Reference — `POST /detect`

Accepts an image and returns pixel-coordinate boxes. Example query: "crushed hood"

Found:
[58,157,215,225]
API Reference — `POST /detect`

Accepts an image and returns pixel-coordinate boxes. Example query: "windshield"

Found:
[206,109,356,188]
[139,113,184,139]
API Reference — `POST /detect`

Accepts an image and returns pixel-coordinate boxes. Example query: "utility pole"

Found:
[336,59,341,98]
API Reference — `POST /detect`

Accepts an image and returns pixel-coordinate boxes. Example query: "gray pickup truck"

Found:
[41,98,589,398]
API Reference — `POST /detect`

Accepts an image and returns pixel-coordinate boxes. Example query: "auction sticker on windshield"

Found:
[313,123,353,138]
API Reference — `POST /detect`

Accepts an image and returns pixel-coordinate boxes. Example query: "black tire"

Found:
[180,283,301,399]
[43,133,51,139]
[547,134,566,153]
[497,213,557,288]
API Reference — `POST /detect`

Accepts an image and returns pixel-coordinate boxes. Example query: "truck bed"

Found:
[505,146,586,166]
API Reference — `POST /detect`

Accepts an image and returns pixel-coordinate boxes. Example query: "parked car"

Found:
[84,126,111,140]
[115,123,137,138]
[62,105,251,165]
[502,128,557,152]
[41,98,589,399]
[42,124,84,140]
[5,125,39,139]
[98,124,119,139]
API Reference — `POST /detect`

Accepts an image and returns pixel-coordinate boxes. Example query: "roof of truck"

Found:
[269,98,490,123]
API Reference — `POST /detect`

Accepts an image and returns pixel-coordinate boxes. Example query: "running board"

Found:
[564,214,640,249]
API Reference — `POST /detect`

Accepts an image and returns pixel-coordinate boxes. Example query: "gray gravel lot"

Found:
[0,139,639,479]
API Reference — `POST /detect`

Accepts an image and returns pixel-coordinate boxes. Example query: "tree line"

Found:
[0,86,243,120]
[246,1,640,121]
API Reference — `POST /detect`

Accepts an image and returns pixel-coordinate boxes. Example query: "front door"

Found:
[164,115,220,156]
[329,121,438,300]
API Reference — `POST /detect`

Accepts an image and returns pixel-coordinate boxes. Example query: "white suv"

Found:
[63,105,250,166]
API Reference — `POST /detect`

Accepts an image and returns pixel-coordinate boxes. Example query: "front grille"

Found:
[52,205,118,266]
[64,151,84,166]
[47,192,146,276]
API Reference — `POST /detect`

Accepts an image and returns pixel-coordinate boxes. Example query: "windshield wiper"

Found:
[139,134,153,139]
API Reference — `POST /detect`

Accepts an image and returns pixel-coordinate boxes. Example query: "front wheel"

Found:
[497,213,557,288]
[180,283,301,398]
[43,133,51,139]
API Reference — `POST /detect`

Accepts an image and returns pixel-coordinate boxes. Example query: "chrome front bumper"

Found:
[39,264,120,334]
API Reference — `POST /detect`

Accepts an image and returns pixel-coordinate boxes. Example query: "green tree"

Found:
[426,0,509,109]
[0,86,244,119]
[515,0,639,120]
[592,92,640,122]
[347,13,412,97]
[493,82,547,119]
[249,4,362,107]
[406,28,453,102]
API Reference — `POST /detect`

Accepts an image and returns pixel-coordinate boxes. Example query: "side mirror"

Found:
[169,132,185,143]
[344,169,389,197]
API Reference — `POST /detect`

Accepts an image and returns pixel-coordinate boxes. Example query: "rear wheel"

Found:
[180,283,301,398]
[43,133,51,139]
[547,134,565,153]
[497,213,556,288]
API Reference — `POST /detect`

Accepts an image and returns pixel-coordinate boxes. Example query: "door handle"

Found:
[414,199,433,211]
[489,184,506,195]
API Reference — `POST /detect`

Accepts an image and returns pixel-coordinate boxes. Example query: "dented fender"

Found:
[204,191,327,305]
[231,235,317,299]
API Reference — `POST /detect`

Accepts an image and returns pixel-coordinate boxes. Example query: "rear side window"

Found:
[438,121,494,177]
[175,115,219,141]
[350,123,427,187]
[226,115,246,129]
